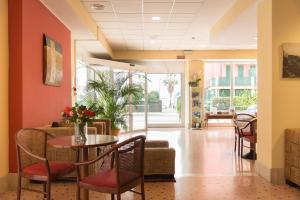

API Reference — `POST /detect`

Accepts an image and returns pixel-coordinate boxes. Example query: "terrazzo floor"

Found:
[1,127,299,200]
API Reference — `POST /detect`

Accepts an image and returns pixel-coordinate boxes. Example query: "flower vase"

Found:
[75,123,87,142]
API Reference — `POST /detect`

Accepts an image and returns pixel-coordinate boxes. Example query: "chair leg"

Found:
[238,137,241,156]
[46,181,51,200]
[17,175,22,200]
[141,182,145,200]
[234,135,237,152]
[241,139,243,157]
[117,193,121,200]
[111,194,115,200]
[43,182,47,199]
[76,185,80,200]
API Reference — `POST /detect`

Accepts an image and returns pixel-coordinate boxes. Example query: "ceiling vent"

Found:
[90,4,105,11]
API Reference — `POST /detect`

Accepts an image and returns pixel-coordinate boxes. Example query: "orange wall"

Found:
[8,0,71,172]
[0,0,9,192]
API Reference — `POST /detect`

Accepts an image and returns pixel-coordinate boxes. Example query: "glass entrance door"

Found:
[147,73,183,127]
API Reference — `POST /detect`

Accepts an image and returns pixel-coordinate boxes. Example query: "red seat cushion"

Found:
[241,131,252,136]
[243,135,256,142]
[80,169,139,188]
[23,161,74,177]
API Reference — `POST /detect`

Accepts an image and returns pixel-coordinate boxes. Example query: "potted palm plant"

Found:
[86,71,143,136]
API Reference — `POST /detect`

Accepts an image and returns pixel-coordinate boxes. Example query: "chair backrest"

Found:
[233,113,256,131]
[115,135,146,186]
[16,129,50,170]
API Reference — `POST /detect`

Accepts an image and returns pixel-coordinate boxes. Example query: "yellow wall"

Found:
[0,0,9,192]
[257,0,273,179]
[257,0,300,183]
[272,0,300,168]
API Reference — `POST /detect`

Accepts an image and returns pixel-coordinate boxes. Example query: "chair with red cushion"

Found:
[16,128,75,200]
[75,135,146,200]
[233,113,256,155]
[240,118,257,158]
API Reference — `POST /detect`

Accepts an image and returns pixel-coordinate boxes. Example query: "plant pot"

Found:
[111,128,120,136]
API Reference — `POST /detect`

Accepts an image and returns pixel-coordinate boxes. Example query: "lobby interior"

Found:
[1,0,300,199]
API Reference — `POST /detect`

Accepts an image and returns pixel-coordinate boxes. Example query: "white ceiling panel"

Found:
[173,3,203,14]
[78,0,257,51]
[170,14,195,23]
[167,22,190,29]
[119,22,143,29]
[144,3,173,14]
[113,1,142,14]
[122,29,143,35]
[91,12,116,21]
[143,14,170,22]
[144,22,166,30]
[118,14,143,22]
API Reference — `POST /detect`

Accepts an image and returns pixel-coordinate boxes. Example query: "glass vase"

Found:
[75,122,87,142]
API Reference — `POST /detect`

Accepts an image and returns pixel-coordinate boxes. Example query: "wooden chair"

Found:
[16,128,75,200]
[233,113,256,155]
[240,118,257,157]
[75,135,146,200]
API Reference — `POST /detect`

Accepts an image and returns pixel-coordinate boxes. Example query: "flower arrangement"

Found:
[62,104,95,141]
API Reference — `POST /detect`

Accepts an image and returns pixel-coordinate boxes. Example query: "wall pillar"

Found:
[257,0,300,184]
[0,0,9,193]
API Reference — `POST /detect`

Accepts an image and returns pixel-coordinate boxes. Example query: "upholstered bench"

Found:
[144,140,176,181]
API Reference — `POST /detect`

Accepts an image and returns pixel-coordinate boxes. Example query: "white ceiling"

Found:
[80,0,257,51]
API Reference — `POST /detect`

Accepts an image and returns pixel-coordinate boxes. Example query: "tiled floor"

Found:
[1,127,300,199]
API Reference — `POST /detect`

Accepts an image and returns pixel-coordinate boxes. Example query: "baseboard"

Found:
[256,162,285,184]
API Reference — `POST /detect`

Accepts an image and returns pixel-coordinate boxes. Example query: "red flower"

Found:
[64,106,72,113]
[84,109,95,117]
[63,106,72,117]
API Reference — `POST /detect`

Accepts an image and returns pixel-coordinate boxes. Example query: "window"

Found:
[204,62,257,115]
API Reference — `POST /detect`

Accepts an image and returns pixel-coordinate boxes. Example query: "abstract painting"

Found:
[43,34,63,86]
[282,43,300,78]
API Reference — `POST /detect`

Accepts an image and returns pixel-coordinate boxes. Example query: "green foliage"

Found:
[212,97,230,110]
[148,91,160,102]
[86,72,143,130]
[176,97,181,114]
[233,90,257,111]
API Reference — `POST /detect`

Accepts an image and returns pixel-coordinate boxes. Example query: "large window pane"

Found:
[147,74,182,124]
[204,63,231,112]
[204,62,257,122]
[132,72,146,130]
[113,69,129,132]
[233,64,257,114]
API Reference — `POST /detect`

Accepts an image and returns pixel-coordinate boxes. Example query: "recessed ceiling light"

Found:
[90,3,105,11]
[151,16,161,21]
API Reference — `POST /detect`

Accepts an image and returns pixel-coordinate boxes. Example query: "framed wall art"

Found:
[282,43,300,78]
[43,34,63,86]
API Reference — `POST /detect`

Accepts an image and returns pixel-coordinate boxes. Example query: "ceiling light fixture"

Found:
[90,3,105,11]
[151,16,161,21]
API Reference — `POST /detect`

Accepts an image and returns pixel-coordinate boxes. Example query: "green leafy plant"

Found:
[87,72,143,131]
[233,90,257,111]
[148,91,160,102]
